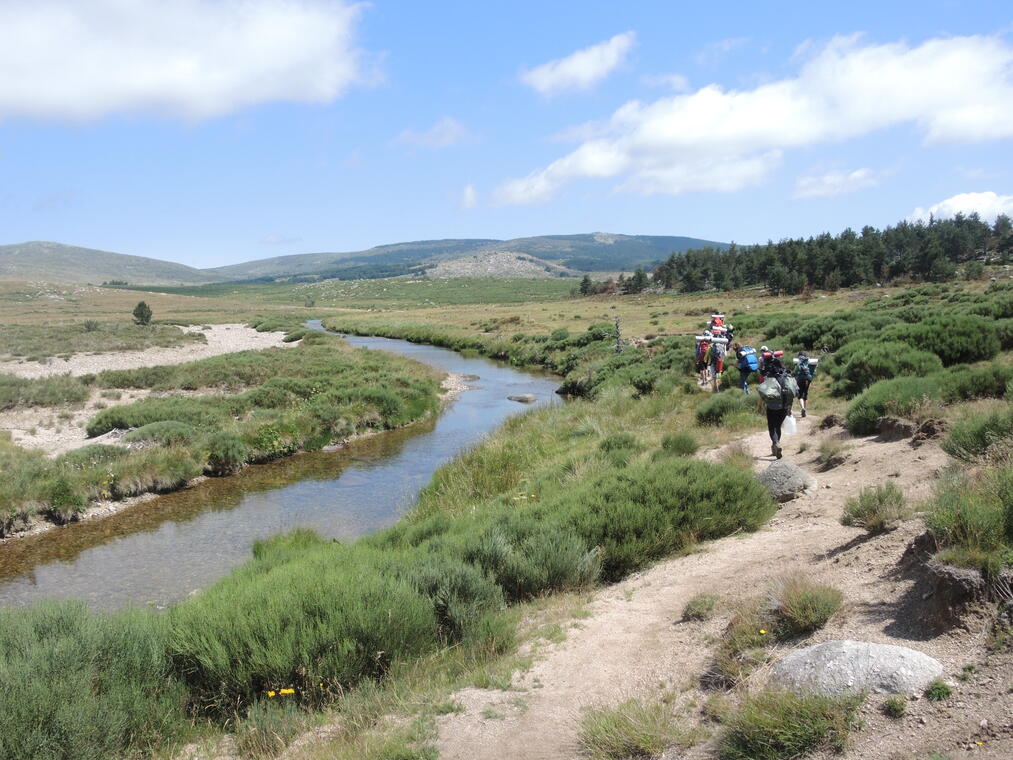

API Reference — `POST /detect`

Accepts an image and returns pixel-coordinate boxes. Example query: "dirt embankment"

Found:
[432,419,1012,760]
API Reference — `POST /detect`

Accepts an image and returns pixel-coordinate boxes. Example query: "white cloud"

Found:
[695,37,749,67]
[459,184,478,209]
[0,0,367,121]
[397,117,471,149]
[794,167,885,198]
[521,32,635,95]
[641,73,691,92]
[496,34,1013,205]
[910,191,1013,223]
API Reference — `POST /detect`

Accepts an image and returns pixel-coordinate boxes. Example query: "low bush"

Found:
[660,432,698,457]
[829,340,943,397]
[719,691,862,760]
[578,699,692,760]
[943,406,1013,460]
[882,696,907,719]
[696,390,754,426]
[881,314,999,366]
[122,420,196,446]
[203,432,249,476]
[0,601,188,760]
[0,372,89,411]
[924,465,1013,575]
[766,572,843,638]
[845,376,943,435]
[842,482,909,533]
[924,679,952,702]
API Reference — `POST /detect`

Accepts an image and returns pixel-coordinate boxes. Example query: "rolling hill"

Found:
[0,233,729,285]
[0,242,223,285]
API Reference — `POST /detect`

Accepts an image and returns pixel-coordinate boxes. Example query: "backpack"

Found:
[758,373,798,410]
[697,340,710,361]
[794,353,812,382]
[738,346,759,372]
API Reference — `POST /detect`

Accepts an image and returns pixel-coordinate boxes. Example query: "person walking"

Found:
[733,343,759,394]
[757,357,798,459]
[793,351,815,418]
[709,336,727,392]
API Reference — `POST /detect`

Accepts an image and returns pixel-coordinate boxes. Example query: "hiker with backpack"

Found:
[695,333,711,385]
[757,357,799,459]
[708,335,728,392]
[792,351,818,418]
[733,343,759,394]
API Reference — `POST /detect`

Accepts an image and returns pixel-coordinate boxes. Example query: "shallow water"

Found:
[0,327,560,610]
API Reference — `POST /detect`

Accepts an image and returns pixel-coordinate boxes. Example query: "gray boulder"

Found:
[769,640,943,696]
[757,461,816,502]
[507,394,537,403]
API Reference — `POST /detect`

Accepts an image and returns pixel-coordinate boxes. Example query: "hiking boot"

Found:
[801,408,807,418]
[775,444,783,459]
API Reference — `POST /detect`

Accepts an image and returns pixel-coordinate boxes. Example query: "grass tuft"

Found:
[578,698,694,760]
[766,572,843,638]
[841,482,909,534]
[924,679,952,702]
[682,593,719,622]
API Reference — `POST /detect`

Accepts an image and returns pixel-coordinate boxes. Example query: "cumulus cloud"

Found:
[910,191,1013,223]
[459,184,478,209]
[793,167,885,198]
[496,34,1013,205]
[397,117,471,149]
[0,0,367,121]
[521,32,635,95]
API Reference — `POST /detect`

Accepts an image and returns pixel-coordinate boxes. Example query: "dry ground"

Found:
[432,418,1011,760]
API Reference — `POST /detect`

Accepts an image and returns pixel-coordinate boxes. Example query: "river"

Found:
[0,328,560,610]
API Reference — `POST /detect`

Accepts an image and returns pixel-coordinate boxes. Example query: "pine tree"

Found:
[132,301,153,326]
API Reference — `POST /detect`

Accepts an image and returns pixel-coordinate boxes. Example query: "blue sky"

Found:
[1,0,1011,268]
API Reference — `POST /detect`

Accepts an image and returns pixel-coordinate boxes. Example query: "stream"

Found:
[0,326,560,610]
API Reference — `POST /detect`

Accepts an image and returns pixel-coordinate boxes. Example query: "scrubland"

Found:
[1,275,1012,759]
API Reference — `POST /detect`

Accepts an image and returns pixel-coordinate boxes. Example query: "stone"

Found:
[507,394,537,403]
[769,640,944,697]
[876,416,917,440]
[756,460,816,502]
[460,374,481,381]
[818,413,846,430]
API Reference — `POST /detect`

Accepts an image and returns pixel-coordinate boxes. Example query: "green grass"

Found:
[695,390,756,426]
[766,572,843,638]
[841,482,909,534]
[577,698,696,760]
[943,405,1013,460]
[659,431,699,456]
[682,593,718,621]
[0,321,205,362]
[882,696,907,719]
[718,691,863,760]
[924,679,952,701]
[925,464,1013,575]
[0,372,90,410]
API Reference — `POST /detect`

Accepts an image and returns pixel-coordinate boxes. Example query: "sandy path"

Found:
[434,418,1012,760]
[0,324,291,378]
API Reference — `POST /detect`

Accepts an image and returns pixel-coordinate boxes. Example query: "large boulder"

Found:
[769,640,943,696]
[756,461,816,502]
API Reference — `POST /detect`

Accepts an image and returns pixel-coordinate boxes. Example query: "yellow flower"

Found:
[280,688,295,695]
[759,629,767,635]
[267,691,276,697]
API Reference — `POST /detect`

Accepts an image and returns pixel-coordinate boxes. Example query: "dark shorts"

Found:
[697,360,707,372]
[796,379,810,400]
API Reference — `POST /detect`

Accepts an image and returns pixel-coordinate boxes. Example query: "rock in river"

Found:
[507,394,537,403]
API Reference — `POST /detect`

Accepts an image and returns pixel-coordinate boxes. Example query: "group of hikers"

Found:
[694,314,819,459]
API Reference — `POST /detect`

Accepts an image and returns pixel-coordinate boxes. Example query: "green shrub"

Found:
[0,373,89,410]
[830,341,944,397]
[696,390,754,426]
[86,397,228,437]
[767,572,843,638]
[719,691,862,760]
[56,444,129,469]
[882,696,907,719]
[924,465,1013,575]
[122,420,196,446]
[842,482,909,533]
[0,601,188,760]
[924,679,952,702]
[578,699,691,760]
[881,314,998,366]
[682,593,718,621]
[943,407,1013,460]
[660,432,698,457]
[845,376,943,434]
[40,475,87,523]
[203,432,248,476]
[599,433,642,452]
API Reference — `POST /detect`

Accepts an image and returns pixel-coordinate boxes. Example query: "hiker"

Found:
[758,346,784,382]
[695,332,711,385]
[757,357,799,459]
[793,351,817,418]
[734,342,759,394]
[709,335,727,392]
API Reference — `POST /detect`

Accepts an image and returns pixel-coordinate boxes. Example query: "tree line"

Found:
[577,213,1013,296]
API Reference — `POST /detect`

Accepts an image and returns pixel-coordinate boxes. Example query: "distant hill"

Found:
[206,233,728,280]
[0,242,223,285]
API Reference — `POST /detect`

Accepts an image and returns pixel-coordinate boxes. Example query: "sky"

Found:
[1,0,1012,268]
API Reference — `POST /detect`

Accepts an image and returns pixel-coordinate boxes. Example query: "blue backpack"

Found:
[738,346,759,372]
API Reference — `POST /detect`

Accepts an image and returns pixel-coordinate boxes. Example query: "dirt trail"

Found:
[434,417,1012,760]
